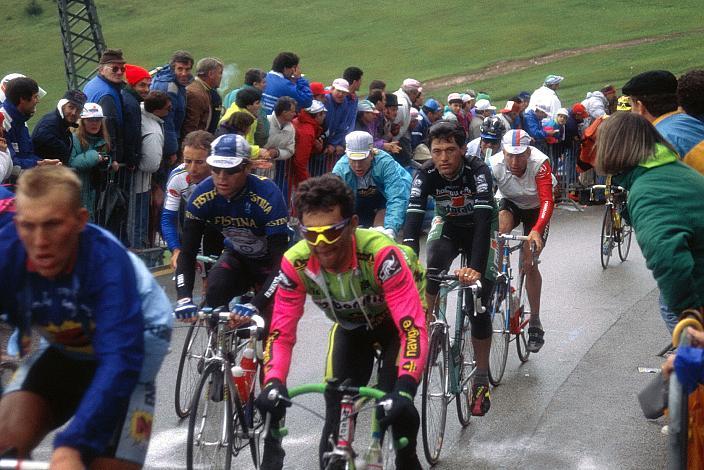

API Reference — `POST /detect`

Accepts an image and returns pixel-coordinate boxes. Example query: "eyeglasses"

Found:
[210,165,244,175]
[110,65,126,73]
[299,218,350,246]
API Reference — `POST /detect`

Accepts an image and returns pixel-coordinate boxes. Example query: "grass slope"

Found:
[1,0,702,121]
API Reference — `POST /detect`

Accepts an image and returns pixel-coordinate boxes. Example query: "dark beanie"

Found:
[99,48,126,65]
[63,89,87,108]
[622,70,677,96]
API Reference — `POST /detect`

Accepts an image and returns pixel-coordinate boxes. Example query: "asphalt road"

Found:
[32,204,672,469]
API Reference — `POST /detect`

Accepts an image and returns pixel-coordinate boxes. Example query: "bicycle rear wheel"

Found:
[488,281,509,386]
[456,292,474,427]
[600,206,614,269]
[617,210,633,261]
[421,324,448,465]
[187,362,233,470]
[175,321,210,418]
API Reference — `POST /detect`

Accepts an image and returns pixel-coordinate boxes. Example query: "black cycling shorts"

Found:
[499,198,550,242]
[205,248,274,309]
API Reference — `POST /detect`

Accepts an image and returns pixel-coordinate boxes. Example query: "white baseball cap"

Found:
[80,102,104,119]
[475,99,496,112]
[305,100,326,114]
[533,103,551,115]
[447,92,463,103]
[502,129,532,154]
[402,78,423,93]
[345,131,373,160]
[556,107,569,116]
[0,73,47,102]
[332,78,350,93]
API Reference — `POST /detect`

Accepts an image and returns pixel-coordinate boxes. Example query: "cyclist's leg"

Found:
[199,224,225,294]
[204,249,251,308]
[319,324,376,469]
[425,218,458,315]
[519,209,549,351]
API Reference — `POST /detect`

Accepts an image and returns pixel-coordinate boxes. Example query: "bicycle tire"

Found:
[600,206,614,269]
[617,212,633,261]
[226,366,258,466]
[187,362,233,470]
[456,291,473,427]
[175,320,210,418]
[515,271,530,363]
[488,281,509,386]
[421,324,448,465]
[383,427,396,469]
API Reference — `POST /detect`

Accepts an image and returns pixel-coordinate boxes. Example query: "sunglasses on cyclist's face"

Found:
[210,165,245,175]
[299,218,351,246]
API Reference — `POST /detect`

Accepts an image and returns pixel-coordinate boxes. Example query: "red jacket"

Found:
[293,111,323,162]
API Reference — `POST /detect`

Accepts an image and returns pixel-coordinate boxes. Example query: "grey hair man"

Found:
[183,57,224,136]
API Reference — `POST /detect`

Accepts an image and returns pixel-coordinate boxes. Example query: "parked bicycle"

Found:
[186,307,266,470]
[488,233,535,385]
[421,257,483,465]
[591,177,633,269]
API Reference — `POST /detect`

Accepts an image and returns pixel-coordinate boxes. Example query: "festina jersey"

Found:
[185,174,288,257]
[489,146,556,210]
[163,163,196,212]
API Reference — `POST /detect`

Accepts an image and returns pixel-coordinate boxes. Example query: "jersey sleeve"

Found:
[374,245,428,385]
[470,163,495,273]
[262,181,289,237]
[532,160,555,234]
[262,256,307,384]
[402,168,430,254]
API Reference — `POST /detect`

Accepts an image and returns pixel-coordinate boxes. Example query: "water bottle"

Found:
[362,433,384,469]
[509,287,521,332]
[232,345,256,401]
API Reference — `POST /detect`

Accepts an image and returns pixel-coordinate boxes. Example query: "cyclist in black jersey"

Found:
[403,121,497,416]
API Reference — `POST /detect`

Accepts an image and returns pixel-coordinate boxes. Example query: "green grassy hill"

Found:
[2,0,703,121]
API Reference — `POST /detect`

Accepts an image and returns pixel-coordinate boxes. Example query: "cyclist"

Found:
[173,133,289,322]
[255,174,427,469]
[0,166,170,470]
[488,129,555,353]
[403,120,497,417]
[466,115,507,162]
[161,130,223,270]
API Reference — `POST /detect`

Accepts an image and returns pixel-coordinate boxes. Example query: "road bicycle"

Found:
[186,308,266,470]
[591,177,633,269]
[488,233,536,386]
[421,255,484,465]
[263,381,409,469]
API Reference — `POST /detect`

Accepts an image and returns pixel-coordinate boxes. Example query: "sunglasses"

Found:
[110,65,126,73]
[299,218,350,246]
[210,165,245,175]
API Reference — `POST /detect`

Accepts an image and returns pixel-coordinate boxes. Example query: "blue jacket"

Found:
[151,65,188,157]
[654,111,704,162]
[324,94,357,147]
[31,109,73,164]
[524,110,548,141]
[0,99,41,168]
[121,86,142,168]
[0,186,13,228]
[332,149,411,233]
[412,110,432,149]
[84,75,125,163]
[0,223,143,461]
[262,71,312,115]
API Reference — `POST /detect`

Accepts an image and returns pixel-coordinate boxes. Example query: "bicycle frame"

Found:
[494,234,531,336]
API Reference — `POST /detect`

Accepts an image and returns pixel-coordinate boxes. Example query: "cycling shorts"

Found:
[499,199,550,242]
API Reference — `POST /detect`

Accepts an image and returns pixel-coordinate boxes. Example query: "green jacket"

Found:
[616,144,704,312]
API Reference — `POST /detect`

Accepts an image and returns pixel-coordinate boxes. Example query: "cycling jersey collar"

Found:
[438,159,465,182]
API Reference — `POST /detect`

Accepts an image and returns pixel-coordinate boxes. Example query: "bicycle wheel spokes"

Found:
[187,363,232,470]
[488,282,509,386]
[456,303,474,426]
[600,206,614,269]
[421,326,448,465]
[515,272,531,363]
[618,216,633,261]
[175,321,211,418]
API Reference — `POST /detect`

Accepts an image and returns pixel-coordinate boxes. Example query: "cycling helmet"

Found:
[480,115,506,141]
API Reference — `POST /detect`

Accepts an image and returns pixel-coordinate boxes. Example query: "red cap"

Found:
[310,81,329,96]
[124,64,151,87]
[572,103,589,119]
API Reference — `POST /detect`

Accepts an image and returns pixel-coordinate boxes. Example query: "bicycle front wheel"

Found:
[187,362,233,470]
[421,324,448,465]
[488,281,509,386]
[175,320,210,418]
[600,206,614,269]
[618,212,633,261]
[456,295,474,427]
[515,272,531,363]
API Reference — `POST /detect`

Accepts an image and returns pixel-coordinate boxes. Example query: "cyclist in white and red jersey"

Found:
[488,129,555,352]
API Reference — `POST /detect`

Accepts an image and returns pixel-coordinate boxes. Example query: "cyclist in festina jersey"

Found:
[0,166,172,470]
[488,129,555,353]
[403,120,497,417]
[254,174,427,470]
[161,130,223,270]
[173,133,289,322]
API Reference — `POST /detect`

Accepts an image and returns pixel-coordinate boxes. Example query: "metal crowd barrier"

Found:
[271,152,339,208]
[545,140,583,211]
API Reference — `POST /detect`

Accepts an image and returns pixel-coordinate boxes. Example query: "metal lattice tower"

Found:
[57,0,106,90]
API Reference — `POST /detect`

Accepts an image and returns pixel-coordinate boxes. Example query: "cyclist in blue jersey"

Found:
[0,166,165,470]
[173,133,289,321]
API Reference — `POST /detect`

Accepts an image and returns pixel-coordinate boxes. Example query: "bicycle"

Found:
[263,381,409,469]
[591,177,633,269]
[421,258,484,465]
[487,233,536,386]
[186,308,266,470]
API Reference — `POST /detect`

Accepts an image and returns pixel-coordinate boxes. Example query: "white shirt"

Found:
[489,146,556,209]
[528,86,562,119]
[163,163,196,212]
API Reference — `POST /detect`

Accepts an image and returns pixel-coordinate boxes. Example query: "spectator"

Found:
[469,99,496,141]
[544,108,568,145]
[122,64,152,169]
[355,99,381,135]
[596,112,704,330]
[368,79,386,95]
[31,90,87,164]
[601,85,617,114]
[332,131,411,238]
[292,100,326,189]
[0,115,10,182]
[223,68,269,145]
[462,91,476,120]
[581,90,609,119]
[564,103,589,143]
[69,103,112,220]
[392,78,423,167]
[366,90,398,152]
[343,66,363,100]
[528,74,563,118]
[259,96,297,178]
[218,87,271,160]
[83,48,128,166]
[517,92,532,129]
[444,92,467,129]
[324,78,356,158]
[524,103,557,151]
[262,51,312,114]
[413,98,443,149]
[150,50,194,162]
[382,93,402,151]
[676,69,704,174]
[217,111,255,137]
[0,184,12,226]
[310,81,329,103]
[183,57,224,136]
[497,99,520,131]
[0,73,46,106]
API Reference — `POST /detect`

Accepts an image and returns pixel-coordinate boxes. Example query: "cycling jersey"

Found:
[489,146,555,234]
[0,223,143,461]
[263,228,427,385]
[161,163,197,251]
